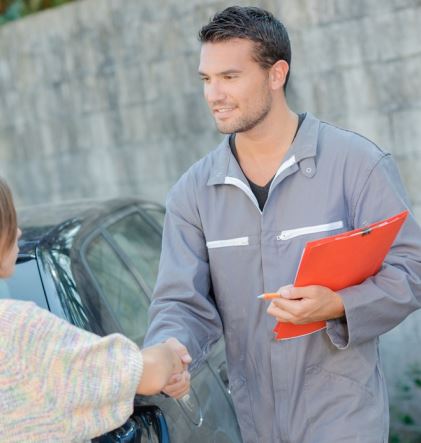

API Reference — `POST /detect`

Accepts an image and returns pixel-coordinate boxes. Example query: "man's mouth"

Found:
[213,106,236,116]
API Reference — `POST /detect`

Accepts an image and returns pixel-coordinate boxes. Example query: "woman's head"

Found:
[0,178,20,278]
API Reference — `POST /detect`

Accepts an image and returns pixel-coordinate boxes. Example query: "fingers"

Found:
[275,284,304,300]
[160,343,184,373]
[136,343,181,395]
[268,297,300,315]
[165,337,192,366]
[275,283,293,297]
[161,337,192,399]
[266,285,344,324]
[162,370,191,399]
[267,299,297,323]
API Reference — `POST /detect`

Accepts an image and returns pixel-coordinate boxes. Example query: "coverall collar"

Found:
[207,112,320,186]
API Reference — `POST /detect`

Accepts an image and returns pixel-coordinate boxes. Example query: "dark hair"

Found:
[198,6,291,87]
[0,178,17,255]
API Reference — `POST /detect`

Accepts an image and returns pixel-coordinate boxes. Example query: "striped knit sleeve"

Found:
[0,299,143,442]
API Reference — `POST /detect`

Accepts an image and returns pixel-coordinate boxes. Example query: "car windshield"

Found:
[38,221,98,332]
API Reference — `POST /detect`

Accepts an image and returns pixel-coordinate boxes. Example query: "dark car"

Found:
[0,198,242,443]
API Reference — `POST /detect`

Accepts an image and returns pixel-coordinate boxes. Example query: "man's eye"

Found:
[200,77,210,82]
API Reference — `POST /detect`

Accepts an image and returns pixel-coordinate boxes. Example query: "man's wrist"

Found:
[330,291,345,319]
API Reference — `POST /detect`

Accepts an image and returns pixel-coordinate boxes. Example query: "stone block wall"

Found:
[0,0,219,205]
[1,0,420,215]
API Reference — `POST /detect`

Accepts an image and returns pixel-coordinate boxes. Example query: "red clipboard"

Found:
[273,210,409,340]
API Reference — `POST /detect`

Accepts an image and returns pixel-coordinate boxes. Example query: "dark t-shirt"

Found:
[229,113,305,211]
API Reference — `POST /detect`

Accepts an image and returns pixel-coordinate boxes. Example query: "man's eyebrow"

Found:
[198,69,242,76]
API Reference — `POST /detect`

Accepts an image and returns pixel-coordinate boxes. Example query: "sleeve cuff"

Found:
[326,316,350,349]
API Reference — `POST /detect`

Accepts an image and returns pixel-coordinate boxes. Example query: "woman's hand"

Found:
[136,342,186,396]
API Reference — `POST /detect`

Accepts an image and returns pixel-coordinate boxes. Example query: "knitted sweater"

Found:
[0,299,144,443]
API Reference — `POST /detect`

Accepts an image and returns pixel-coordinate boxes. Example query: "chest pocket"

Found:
[277,220,344,241]
[206,236,249,248]
[206,234,261,327]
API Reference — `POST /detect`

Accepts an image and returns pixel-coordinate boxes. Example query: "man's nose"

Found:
[205,81,226,104]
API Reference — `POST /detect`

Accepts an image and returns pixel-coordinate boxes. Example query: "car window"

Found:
[0,280,9,298]
[85,234,149,344]
[106,212,162,292]
[1,259,50,310]
[143,206,165,229]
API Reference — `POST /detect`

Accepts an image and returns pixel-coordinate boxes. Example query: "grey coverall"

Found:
[144,113,421,443]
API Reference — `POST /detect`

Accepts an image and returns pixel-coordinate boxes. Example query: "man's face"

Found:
[198,38,273,134]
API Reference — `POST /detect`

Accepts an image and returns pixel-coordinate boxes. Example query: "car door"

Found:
[3,251,169,442]
[80,207,242,443]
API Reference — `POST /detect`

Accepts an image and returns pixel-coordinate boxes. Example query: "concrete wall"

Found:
[281,0,421,222]
[0,0,421,215]
[0,0,217,205]
[1,0,421,436]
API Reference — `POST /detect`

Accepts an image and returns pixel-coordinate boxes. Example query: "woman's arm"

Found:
[0,299,182,442]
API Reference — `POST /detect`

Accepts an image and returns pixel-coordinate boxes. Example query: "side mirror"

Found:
[94,405,169,443]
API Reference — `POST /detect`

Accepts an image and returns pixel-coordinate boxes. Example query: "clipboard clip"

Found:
[361,227,372,236]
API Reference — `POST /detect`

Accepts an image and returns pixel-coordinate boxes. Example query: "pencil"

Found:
[257,292,280,300]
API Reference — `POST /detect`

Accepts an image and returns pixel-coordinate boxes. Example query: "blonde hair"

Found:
[0,178,17,254]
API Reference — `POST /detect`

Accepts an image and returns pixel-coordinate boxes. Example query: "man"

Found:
[144,6,421,443]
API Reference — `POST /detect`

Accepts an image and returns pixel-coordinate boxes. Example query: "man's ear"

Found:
[269,60,289,91]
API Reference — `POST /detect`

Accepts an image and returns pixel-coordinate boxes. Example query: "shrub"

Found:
[0,0,77,25]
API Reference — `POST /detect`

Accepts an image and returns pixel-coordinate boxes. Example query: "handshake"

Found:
[136,338,192,398]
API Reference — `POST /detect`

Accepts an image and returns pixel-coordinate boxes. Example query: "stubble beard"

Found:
[215,89,273,135]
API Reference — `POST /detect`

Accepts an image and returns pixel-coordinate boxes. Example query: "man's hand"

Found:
[161,337,192,399]
[266,284,345,324]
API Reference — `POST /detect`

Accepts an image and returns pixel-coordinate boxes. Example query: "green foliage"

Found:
[389,362,421,443]
[402,415,415,426]
[0,0,76,25]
